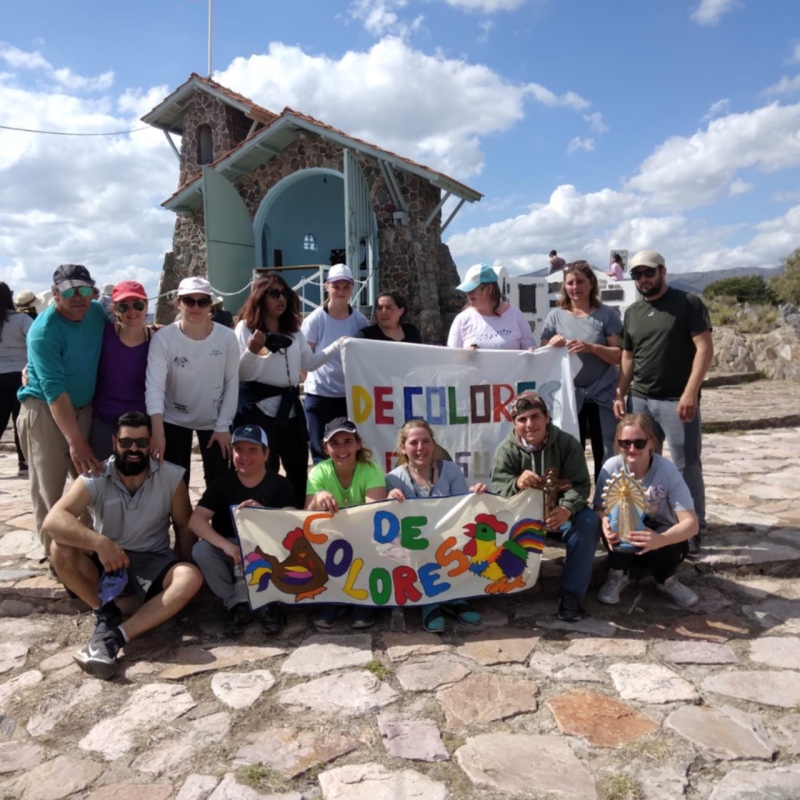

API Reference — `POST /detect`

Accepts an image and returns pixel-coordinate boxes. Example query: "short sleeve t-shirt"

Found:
[447,306,534,350]
[541,306,622,387]
[306,460,385,507]
[595,454,694,528]
[198,470,296,540]
[621,288,711,399]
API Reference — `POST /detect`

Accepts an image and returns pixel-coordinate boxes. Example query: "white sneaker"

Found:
[655,576,698,608]
[597,569,629,605]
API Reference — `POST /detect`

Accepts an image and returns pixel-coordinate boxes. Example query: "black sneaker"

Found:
[74,628,123,680]
[686,535,702,558]
[255,604,285,635]
[558,592,583,622]
[224,602,254,637]
[351,606,376,629]
[94,602,123,638]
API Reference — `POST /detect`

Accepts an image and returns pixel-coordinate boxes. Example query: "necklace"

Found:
[407,463,435,498]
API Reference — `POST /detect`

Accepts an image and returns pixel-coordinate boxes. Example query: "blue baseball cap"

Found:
[457,263,500,293]
[232,424,268,447]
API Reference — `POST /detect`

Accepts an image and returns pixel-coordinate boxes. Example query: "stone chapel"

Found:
[141,73,482,341]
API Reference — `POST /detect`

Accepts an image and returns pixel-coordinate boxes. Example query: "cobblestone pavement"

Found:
[1,382,799,799]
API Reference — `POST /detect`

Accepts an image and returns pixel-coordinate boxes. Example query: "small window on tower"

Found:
[303,234,317,251]
[198,124,213,165]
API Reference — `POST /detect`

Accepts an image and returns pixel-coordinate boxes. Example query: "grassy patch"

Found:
[597,773,644,800]
[363,659,392,680]
[236,763,289,793]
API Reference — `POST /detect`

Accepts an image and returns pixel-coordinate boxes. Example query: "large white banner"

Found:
[234,491,546,608]
[343,340,578,477]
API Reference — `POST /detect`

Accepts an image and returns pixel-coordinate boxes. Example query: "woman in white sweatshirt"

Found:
[235,272,343,506]
[146,276,239,488]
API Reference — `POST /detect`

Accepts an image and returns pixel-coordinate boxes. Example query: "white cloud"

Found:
[691,0,740,26]
[626,102,800,207]
[773,190,800,202]
[789,43,800,64]
[583,111,608,133]
[348,0,423,37]
[477,20,494,43]
[728,178,753,196]
[216,37,592,178]
[566,136,594,154]
[764,74,800,97]
[0,43,115,93]
[442,0,530,10]
[703,98,729,121]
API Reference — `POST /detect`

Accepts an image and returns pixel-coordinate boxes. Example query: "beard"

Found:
[114,449,149,476]
[639,275,665,298]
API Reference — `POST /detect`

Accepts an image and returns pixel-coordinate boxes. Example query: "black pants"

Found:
[304,393,348,464]
[235,407,310,507]
[163,422,229,489]
[578,400,604,483]
[606,540,689,584]
[0,371,25,468]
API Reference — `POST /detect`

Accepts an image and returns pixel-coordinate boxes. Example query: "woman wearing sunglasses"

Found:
[146,276,240,488]
[89,281,158,461]
[235,273,344,507]
[594,413,699,608]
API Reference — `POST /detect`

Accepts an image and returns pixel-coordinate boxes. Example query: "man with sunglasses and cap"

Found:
[613,250,713,556]
[18,264,109,558]
[43,411,202,680]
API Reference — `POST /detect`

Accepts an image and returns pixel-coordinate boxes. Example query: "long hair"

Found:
[239,273,300,334]
[462,281,502,316]
[324,431,374,465]
[374,291,409,323]
[394,419,451,466]
[0,283,15,341]
[614,413,657,455]
[557,261,601,310]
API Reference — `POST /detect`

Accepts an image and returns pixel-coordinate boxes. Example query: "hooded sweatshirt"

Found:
[490,422,590,517]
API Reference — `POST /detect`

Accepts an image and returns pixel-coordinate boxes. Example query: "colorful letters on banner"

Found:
[233,491,546,608]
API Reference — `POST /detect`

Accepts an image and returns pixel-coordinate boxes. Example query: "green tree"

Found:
[703,275,776,304]
[770,246,800,305]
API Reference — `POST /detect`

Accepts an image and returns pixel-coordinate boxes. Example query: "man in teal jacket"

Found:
[491,391,600,622]
[18,264,107,556]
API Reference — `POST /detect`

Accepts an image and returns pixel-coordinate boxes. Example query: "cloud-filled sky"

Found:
[2,0,800,298]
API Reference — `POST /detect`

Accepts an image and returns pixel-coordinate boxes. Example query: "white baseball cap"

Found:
[327,264,354,283]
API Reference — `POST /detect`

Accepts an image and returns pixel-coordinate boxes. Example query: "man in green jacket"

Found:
[491,391,600,622]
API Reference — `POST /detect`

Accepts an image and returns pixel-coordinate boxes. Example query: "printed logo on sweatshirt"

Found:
[173,356,189,368]
[210,349,223,357]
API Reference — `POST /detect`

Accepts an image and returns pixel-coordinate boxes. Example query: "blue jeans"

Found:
[630,396,705,524]
[304,393,348,464]
[549,506,601,599]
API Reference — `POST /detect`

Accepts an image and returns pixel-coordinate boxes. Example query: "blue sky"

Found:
[2,0,800,297]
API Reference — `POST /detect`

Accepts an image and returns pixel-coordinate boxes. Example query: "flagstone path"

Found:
[0,381,799,799]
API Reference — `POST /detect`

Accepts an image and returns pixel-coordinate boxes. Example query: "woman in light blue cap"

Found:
[447,263,534,350]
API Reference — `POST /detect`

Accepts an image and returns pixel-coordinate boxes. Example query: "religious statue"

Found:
[601,470,649,552]
[530,467,573,531]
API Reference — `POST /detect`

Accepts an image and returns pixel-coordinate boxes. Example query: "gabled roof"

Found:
[160,103,482,212]
[141,73,277,135]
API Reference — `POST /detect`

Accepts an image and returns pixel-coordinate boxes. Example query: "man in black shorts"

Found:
[44,411,202,680]
[190,424,295,636]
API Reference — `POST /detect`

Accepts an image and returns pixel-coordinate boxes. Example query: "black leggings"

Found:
[0,372,25,467]
[606,540,689,584]
[578,400,604,483]
[163,422,229,489]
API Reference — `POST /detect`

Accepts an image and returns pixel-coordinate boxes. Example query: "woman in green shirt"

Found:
[305,417,387,629]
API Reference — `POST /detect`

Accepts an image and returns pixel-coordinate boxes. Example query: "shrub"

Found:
[771,246,800,305]
[704,275,776,305]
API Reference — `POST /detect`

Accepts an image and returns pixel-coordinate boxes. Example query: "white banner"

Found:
[343,340,578,477]
[234,491,546,608]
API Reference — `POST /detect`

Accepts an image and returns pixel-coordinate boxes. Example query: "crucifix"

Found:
[530,467,573,529]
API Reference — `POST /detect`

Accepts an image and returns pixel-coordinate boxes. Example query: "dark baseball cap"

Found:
[53,264,95,288]
[323,417,358,442]
[232,424,268,447]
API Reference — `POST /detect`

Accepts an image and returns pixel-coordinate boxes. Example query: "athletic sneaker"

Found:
[655,576,698,608]
[351,606,376,629]
[93,602,123,638]
[255,604,285,635]
[74,628,124,680]
[558,592,583,622]
[224,602,254,637]
[597,569,630,605]
[313,605,344,630]
[686,535,702,558]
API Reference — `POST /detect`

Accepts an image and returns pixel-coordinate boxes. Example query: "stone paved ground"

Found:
[1,381,799,799]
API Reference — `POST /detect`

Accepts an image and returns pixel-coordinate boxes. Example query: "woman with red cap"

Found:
[89,281,158,461]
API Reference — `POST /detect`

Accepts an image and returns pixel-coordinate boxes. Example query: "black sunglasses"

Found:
[631,267,658,280]
[116,300,146,313]
[181,296,212,308]
[266,288,292,300]
[117,436,150,449]
[618,438,648,450]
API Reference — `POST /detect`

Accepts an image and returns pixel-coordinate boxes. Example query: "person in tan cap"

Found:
[613,250,713,556]
[14,290,40,320]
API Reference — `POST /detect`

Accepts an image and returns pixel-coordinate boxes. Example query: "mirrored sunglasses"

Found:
[181,296,212,308]
[116,300,146,313]
[61,285,93,299]
[117,437,150,449]
[618,438,648,450]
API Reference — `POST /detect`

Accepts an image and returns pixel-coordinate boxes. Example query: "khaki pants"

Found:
[17,397,93,556]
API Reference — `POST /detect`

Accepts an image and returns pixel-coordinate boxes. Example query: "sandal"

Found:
[442,600,481,625]
[421,603,446,633]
